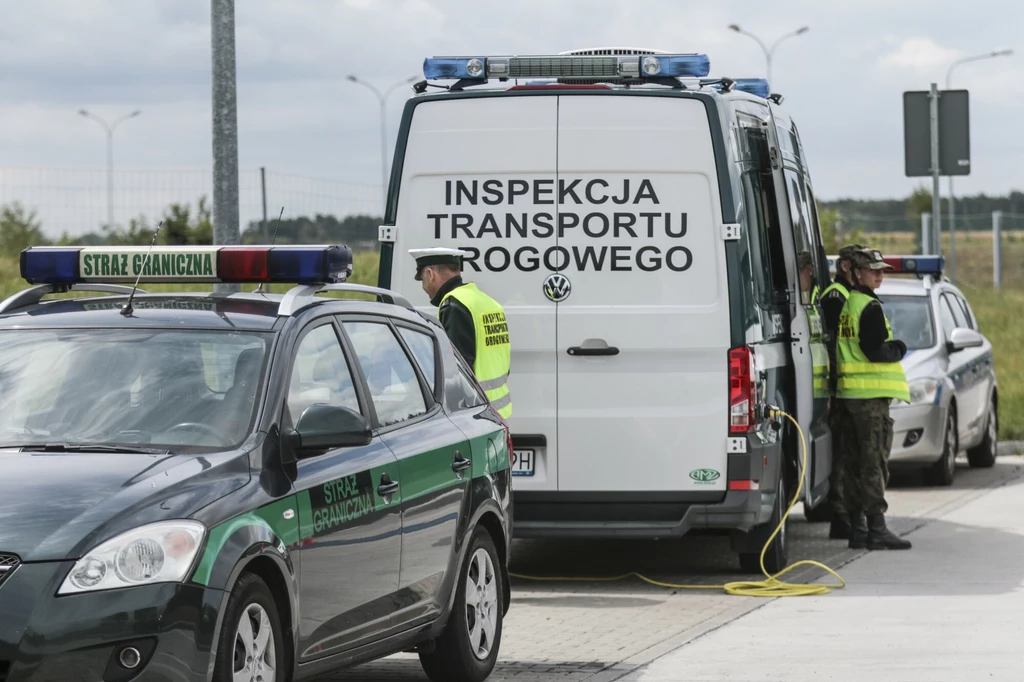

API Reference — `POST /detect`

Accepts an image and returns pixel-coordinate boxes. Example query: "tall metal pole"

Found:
[944,49,1013,284]
[260,166,268,242]
[212,0,240,293]
[346,75,417,210]
[727,24,809,85]
[79,109,140,231]
[929,83,942,259]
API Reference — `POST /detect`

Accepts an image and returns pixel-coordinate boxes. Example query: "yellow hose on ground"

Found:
[509,408,847,597]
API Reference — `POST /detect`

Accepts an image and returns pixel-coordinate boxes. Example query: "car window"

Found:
[0,329,269,451]
[937,295,959,340]
[445,363,488,412]
[879,296,936,351]
[344,321,428,427]
[943,293,969,329]
[397,326,437,394]
[285,324,360,429]
[952,294,976,330]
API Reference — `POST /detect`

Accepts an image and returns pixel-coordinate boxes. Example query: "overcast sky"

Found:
[1,0,1021,236]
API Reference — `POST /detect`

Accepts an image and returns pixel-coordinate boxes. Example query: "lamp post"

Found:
[78,109,141,231]
[944,48,1013,282]
[727,24,809,85]
[346,74,418,208]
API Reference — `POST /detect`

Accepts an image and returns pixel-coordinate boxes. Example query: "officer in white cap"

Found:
[409,247,512,418]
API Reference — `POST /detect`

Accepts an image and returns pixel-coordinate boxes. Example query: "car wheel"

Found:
[739,475,789,575]
[967,397,998,468]
[419,527,504,682]
[924,410,957,487]
[214,573,286,682]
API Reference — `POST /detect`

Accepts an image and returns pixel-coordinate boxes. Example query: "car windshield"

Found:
[879,295,936,351]
[0,328,270,452]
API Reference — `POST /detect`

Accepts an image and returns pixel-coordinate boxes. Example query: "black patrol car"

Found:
[0,244,512,682]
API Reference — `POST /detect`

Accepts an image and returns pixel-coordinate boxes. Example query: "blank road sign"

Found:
[903,89,971,177]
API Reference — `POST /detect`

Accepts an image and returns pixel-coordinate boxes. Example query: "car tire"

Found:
[214,572,287,682]
[967,397,998,468]
[739,475,789,575]
[419,527,504,682]
[923,409,957,487]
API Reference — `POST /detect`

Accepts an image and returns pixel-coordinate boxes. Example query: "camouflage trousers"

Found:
[826,399,849,516]
[836,398,894,516]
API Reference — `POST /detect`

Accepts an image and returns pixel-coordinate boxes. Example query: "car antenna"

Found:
[120,221,162,317]
[255,206,285,295]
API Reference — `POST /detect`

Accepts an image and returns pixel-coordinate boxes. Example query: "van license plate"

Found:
[511,449,535,476]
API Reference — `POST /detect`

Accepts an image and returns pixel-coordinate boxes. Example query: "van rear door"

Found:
[385,94,561,489]
[553,94,730,493]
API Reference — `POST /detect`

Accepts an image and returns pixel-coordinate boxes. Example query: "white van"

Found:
[376,48,833,572]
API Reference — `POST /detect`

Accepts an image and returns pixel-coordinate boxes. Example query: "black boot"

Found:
[866,514,912,550]
[848,511,868,549]
[829,513,851,540]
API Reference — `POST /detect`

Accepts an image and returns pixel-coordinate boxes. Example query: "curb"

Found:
[997,441,1024,456]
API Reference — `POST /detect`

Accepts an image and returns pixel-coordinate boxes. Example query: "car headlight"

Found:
[897,378,942,407]
[58,520,206,595]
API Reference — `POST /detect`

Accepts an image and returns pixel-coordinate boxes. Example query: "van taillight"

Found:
[729,346,756,433]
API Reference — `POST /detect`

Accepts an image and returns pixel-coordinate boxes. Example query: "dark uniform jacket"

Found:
[820,273,854,394]
[430,276,478,368]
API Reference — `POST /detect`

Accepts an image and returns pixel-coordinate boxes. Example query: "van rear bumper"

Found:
[511,488,769,539]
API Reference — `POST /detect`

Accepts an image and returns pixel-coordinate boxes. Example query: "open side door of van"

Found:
[760,118,831,509]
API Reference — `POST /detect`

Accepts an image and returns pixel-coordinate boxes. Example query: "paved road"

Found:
[627,456,1024,681]
[318,454,1024,682]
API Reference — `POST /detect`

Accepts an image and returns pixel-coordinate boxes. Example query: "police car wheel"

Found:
[738,476,789,575]
[967,398,998,468]
[924,411,957,487]
[419,527,503,682]
[214,573,286,682]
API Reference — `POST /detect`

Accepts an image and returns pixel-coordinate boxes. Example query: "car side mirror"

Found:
[285,404,372,457]
[947,327,983,352]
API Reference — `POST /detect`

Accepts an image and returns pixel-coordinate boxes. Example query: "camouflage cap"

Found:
[850,247,894,270]
[837,243,869,261]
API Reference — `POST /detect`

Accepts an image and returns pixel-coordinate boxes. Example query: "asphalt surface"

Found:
[318,453,1024,682]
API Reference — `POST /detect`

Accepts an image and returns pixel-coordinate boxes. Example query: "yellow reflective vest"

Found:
[439,283,512,418]
[836,291,910,402]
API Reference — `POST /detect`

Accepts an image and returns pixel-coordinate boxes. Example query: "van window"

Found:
[783,169,819,304]
[802,183,830,293]
[741,123,788,303]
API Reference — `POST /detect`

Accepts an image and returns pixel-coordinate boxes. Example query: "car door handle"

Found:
[452,451,472,473]
[568,346,619,356]
[376,479,400,497]
[567,338,619,357]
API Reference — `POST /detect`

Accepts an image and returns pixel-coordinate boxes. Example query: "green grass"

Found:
[2,241,1022,440]
[959,285,1024,440]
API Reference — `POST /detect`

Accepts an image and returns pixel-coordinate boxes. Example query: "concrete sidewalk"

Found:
[629,469,1024,681]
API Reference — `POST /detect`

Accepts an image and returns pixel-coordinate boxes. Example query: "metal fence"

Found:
[0,166,383,238]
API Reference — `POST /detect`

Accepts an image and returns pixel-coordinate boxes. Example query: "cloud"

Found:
[877,37,961,73]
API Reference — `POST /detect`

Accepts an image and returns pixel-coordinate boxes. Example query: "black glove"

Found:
[891,339,907,358]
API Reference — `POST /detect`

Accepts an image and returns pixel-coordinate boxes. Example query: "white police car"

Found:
[875,256,998,485]
[826,254,999,486]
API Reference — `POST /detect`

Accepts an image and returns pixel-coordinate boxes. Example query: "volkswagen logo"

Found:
[543,273,571,303]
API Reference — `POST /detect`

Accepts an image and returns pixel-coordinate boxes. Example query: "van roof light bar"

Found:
[422,53,710,82]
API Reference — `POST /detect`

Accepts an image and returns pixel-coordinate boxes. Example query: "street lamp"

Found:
[727,24,809,85]
[78,109,141,231]
[346,74,418,208]
[944,48,1013,282]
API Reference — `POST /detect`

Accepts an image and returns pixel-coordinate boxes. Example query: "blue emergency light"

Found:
[423,52,711,81]
[710,78,771,99]
[825,254,945,276]
[19,245,354,285]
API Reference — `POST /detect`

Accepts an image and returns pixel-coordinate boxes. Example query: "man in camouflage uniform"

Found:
[835,248,912,550]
